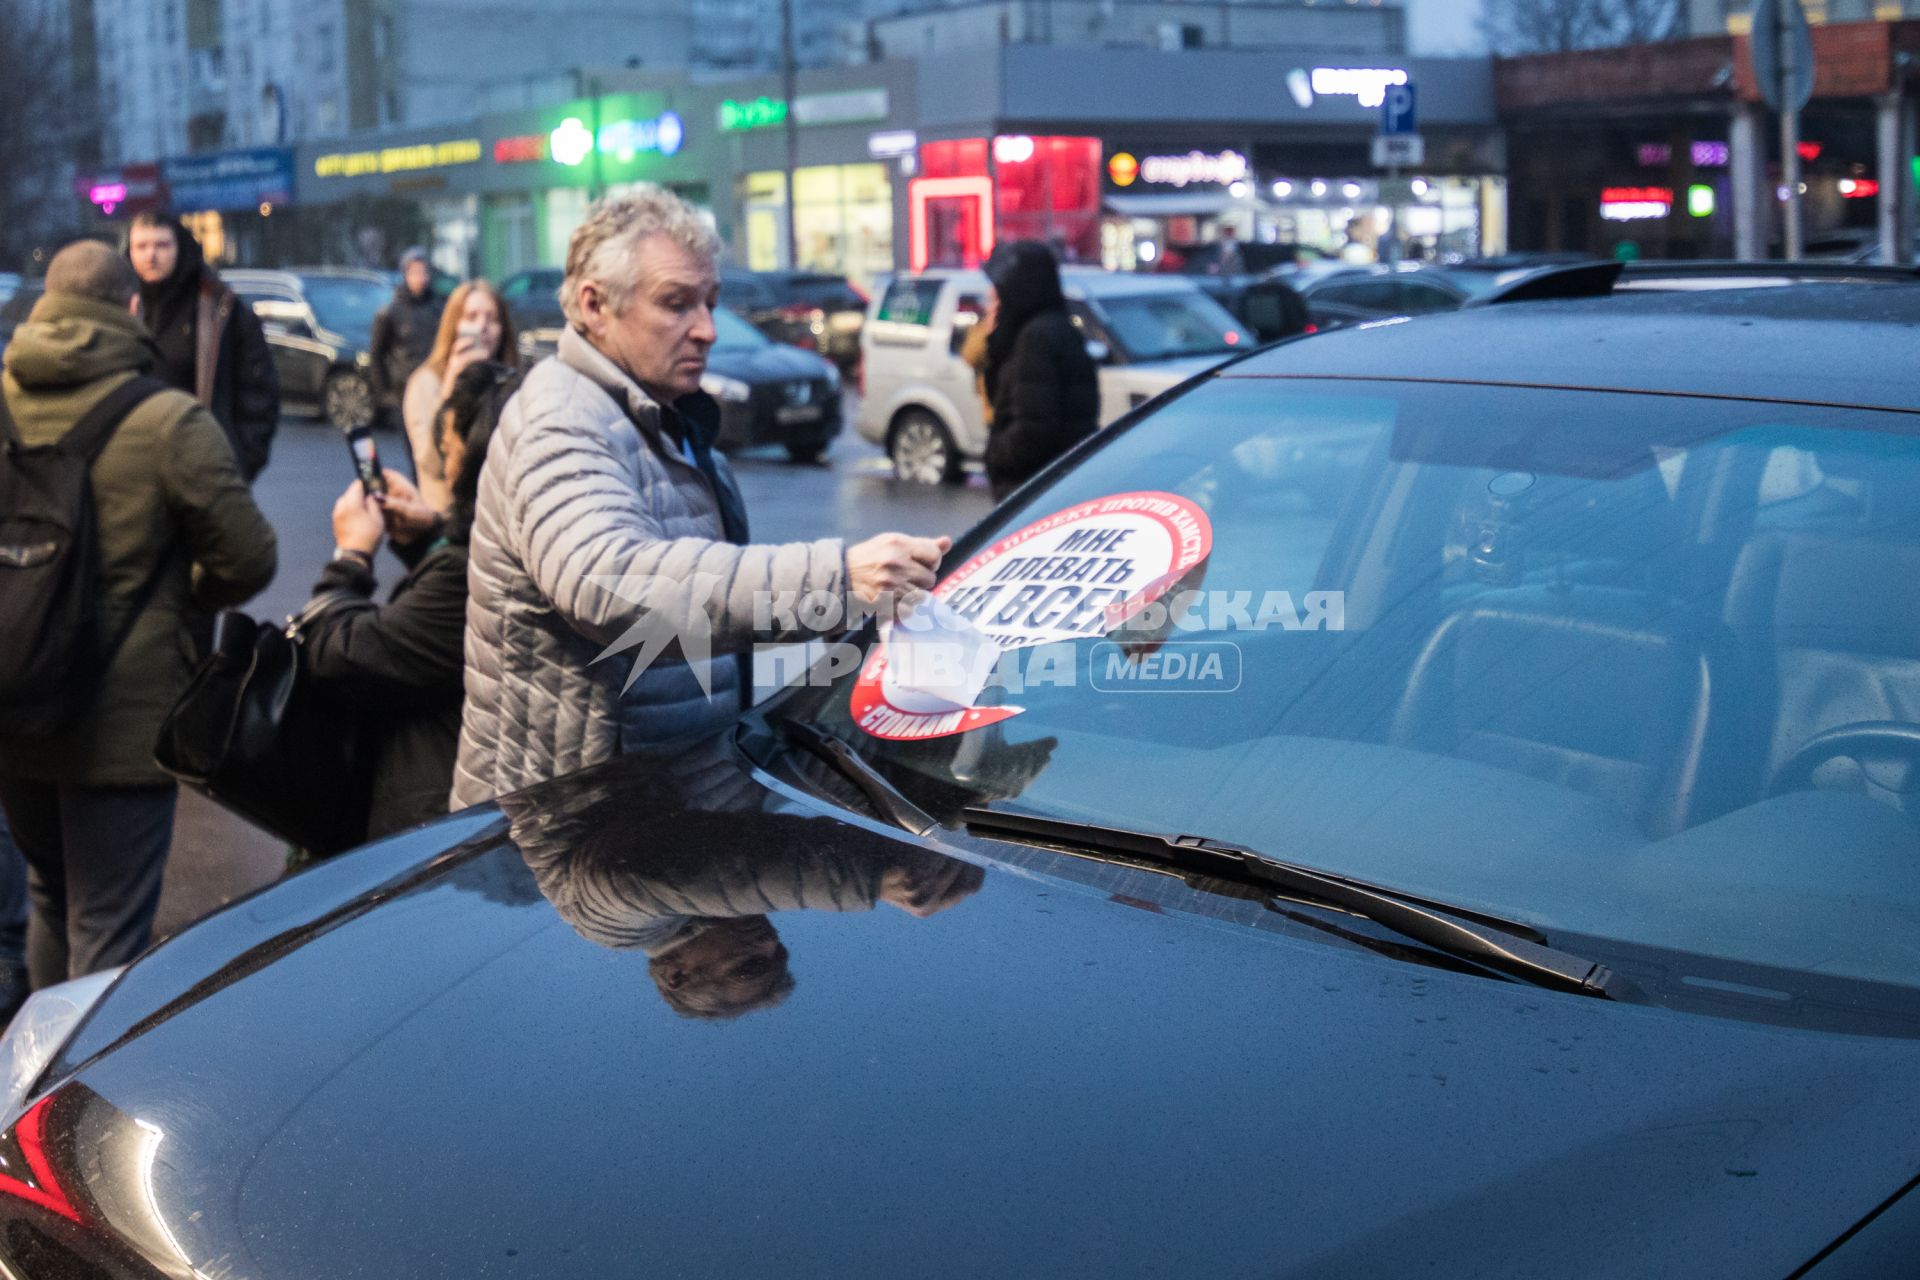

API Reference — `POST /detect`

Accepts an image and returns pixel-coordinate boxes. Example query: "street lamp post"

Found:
[780,0,799,270]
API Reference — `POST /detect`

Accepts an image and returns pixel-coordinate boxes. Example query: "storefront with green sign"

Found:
[293,65,918,285]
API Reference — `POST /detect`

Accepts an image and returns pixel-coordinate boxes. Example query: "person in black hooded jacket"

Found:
[126,211,280,480]
[295,360,516,842]
[982,239,1100,502]
[367,248,442,424]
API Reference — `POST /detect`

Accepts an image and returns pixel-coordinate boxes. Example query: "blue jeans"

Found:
[0,780,174,989]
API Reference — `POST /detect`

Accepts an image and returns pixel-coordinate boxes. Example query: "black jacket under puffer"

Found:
[983,242,1100,497]
[299,539,467,841]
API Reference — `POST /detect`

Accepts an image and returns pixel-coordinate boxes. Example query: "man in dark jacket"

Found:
[982,240,1100,502]
[126,211,280,481]
[367,248,441,423]
[0,241,277,987]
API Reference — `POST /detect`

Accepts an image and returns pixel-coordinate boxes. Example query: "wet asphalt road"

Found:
[155,397,995,937]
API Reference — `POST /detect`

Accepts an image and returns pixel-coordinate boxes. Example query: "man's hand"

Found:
[331,481,384,555]
[880,855,985,919]
[374,469,442,545]
[848,533,951,618]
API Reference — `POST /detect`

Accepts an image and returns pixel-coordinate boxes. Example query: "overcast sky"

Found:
[1406,0,1487,54]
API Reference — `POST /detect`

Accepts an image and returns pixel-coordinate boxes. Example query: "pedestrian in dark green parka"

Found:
[0,241,276,988]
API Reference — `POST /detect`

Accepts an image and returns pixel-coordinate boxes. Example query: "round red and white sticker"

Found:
[851,491,1213,741]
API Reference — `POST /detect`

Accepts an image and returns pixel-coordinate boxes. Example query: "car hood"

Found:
[707,341,835,382]
[8,739,1920,1278]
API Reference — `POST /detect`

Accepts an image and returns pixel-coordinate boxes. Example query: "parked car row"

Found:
[494,266,843,463]
[720,270,868,374]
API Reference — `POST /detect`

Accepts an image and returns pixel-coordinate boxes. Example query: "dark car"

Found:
[1151,239,1305,275]
[499,267,565,363]
[720,269,867,373]
[0,278,42,360]
[1189,273,1310,343]
[1301,259,1622,330]
[702,305,843,463]
[225,268,390,430]
[10,284,1920,1277]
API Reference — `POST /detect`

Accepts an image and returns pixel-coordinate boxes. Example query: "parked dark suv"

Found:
[226,268,390,430]
[720,270,867,373]
[500,267,566,363]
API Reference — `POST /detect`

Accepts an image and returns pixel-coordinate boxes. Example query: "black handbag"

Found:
[154,594,373,855]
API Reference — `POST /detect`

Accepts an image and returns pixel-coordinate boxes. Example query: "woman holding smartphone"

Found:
[297,360,519,847]
[402,279,518,512]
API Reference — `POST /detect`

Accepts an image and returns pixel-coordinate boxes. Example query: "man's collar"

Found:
[557,326,720,455]
[559,326,663,427]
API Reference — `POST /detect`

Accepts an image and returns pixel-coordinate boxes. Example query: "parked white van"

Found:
[856,269,1251,483]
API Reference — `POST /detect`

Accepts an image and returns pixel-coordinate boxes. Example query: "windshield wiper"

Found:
[766,719,937,837]
[962,808,1637,1001]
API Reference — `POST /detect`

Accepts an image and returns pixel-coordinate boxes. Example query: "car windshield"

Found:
[302,277,390,336]
[1089,289,1249,360]
[757,375,1920,1001]
[714,306,768,349]
[783,279,865,311]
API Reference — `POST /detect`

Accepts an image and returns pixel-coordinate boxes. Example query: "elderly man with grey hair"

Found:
[452,188,948,808]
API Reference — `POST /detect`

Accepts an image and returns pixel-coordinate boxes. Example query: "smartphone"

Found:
[345,425,387,497]
[454,320,488,357]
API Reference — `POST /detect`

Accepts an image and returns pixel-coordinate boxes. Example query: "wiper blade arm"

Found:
[962,808,1636,1002]
[770,720,938,837]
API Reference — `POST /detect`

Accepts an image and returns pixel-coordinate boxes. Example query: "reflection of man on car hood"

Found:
[503,744,983,1018]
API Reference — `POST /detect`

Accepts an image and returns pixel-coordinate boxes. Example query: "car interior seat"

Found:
[1388,584,1734,838]
[1723,445,1920,816]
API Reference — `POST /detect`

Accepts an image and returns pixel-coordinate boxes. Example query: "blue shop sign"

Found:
[163,148,296,212]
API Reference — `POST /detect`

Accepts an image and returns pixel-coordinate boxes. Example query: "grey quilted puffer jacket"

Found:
[451,327,846,809]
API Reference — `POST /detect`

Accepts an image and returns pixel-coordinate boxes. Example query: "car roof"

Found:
[1229,283,1920,413]
[1305,264,1472,290]
[901,268,1208,301]
[227,267,392,288]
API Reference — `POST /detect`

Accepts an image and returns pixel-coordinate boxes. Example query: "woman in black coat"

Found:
[982,240,1100,502]
[297,362,516,841]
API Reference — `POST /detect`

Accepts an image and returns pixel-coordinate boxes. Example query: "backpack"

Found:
[0,376,170,737]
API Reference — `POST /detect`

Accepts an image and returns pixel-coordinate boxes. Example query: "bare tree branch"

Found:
[1484,0,1681,54]
[0,0,93,271]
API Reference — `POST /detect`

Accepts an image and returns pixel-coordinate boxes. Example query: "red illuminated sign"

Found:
[1797,142,1823,163]
[1600,187,1673,204]
[493,135,549,164]
[908,176,995,273]
[1840,178,1881,199]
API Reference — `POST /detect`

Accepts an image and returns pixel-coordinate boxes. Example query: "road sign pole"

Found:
[1385,163,1401,265]
[1765,0,1807,260]
[1781,102,1803,261]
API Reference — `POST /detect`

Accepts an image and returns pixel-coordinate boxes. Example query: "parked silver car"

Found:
[856,269,1251,484]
